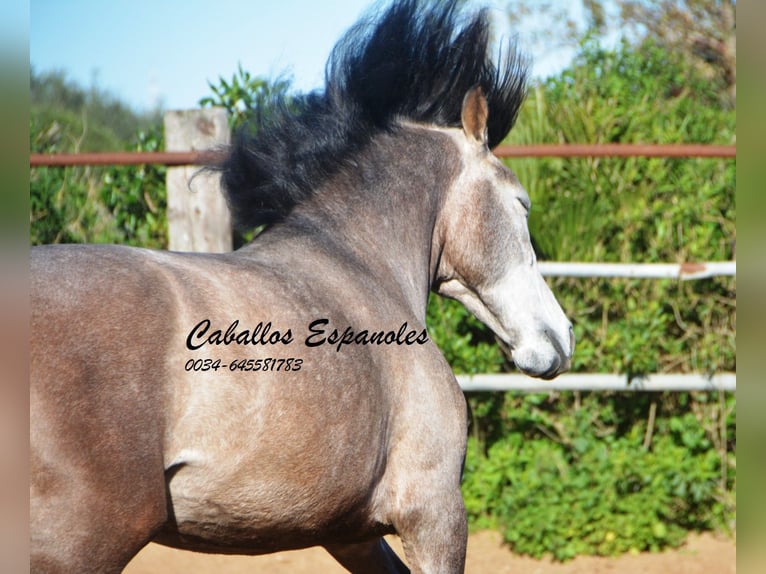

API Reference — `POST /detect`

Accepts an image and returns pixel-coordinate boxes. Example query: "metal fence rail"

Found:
[538,261,736,280]
[493,143,736,158]
[29,151,221,167]
[29,143,736,167]
[458,373,736,392]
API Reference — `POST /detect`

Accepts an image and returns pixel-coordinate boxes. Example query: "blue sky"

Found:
[30,0,595,113]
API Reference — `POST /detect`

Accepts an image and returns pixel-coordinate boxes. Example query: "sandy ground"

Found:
[125,530,735,573]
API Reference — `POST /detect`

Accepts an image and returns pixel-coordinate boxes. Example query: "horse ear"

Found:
[461,86,489,145]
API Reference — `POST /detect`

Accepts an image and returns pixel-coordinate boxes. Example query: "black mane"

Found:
[220,0,528,229]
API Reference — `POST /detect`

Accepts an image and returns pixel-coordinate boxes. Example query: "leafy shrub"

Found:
[426,297,507,375]
[30,126,167,248]
[426,39,735,379]
[199,65,293,130]
[30,70,167,248]
[504,38,736,376]
[462,391,735,560]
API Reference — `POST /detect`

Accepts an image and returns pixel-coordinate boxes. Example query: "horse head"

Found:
[433,87,574,379]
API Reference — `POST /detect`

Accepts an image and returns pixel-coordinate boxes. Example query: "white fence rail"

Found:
[457,373,736,393]
[538,261,735,280]
[531,262,736,392]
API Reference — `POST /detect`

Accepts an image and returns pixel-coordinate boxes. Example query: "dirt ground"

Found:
[125,530,735,574]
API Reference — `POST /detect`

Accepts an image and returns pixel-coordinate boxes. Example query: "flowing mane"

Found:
[220,0,529,229]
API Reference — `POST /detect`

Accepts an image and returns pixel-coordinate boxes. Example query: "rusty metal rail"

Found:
[29,143,736,167]
[29,151,223,167]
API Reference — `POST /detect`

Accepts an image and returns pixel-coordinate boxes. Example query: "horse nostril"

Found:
[568,325,575,357]
[544,328,566,361]
[543,327,573,376]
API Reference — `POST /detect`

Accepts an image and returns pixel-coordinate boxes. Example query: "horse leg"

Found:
[30,458,168,574]
[30,382,169,573]
[325,538,410,573]
[395,489,468,574]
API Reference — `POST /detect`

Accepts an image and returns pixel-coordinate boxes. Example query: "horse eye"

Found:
[517,197,530,215]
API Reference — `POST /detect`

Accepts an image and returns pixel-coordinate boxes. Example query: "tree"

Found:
[618,0,736,105]
[504,0,736,106]
[30,69,163,152]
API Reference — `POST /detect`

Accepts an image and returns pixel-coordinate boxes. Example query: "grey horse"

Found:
[30,1,573,572]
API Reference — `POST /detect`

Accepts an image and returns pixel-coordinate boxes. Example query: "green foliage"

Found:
[428,40,735,384]
[30,128,167,248]
[426,297,507,375]
[30,69,166,247]
[462,391,736,560]
[99,130,167,247]
[30,69,162,151]
[199,65,294,130]
[517,39,735,265]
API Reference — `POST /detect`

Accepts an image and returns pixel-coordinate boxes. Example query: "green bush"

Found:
[427,39,735,379]
[199,64,293,130]
[461,391,735,560]
[30,127,167,248]
[30,70,166,248]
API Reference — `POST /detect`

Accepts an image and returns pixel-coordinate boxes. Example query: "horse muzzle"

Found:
[511,322,574,380]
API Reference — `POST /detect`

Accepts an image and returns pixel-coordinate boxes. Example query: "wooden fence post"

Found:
[164,108,232,252]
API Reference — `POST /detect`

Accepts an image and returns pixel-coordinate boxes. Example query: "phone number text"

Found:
[184,357,303,373]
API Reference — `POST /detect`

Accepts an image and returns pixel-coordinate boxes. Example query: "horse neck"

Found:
[284,128,460,322]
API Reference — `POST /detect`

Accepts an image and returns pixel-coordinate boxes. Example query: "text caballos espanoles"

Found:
[186,319,429,353]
